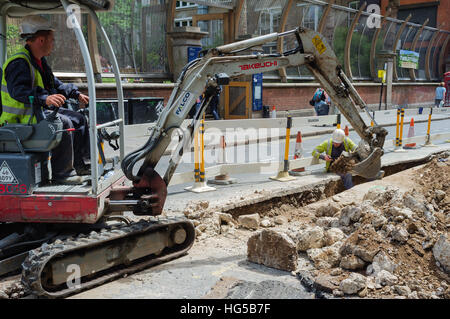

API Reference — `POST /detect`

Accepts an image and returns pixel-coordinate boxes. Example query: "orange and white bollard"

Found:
[209,135,237,185]
[403,118,417,149]
[289,131,305,175]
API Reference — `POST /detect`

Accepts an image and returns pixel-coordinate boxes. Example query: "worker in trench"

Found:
[0,16,90,185]
[312,128,357,190]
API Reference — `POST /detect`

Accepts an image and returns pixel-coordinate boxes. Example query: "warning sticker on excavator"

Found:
[0,161,18,184]
[312,35,326,55]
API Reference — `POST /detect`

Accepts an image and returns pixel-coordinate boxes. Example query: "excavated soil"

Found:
[329,155,356,175]
[180,151,450,299]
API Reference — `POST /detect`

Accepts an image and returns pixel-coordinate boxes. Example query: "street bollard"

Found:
[394,108,407,152]
[395,108,400,148]
[336,114,341,129]
[422,107,436,147]
[194,129,200,182]
[270,116,296,182]
[185,115,216,193]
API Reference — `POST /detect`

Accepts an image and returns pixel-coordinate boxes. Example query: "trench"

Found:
[225,156,435,220]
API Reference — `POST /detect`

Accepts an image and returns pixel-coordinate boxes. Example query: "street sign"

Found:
[398,50,419,69]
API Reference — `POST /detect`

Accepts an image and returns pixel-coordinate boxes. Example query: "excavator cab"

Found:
[0,0,127,203]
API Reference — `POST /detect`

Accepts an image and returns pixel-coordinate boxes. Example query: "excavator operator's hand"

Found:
[46,94,66,108]
[78,93,89,108]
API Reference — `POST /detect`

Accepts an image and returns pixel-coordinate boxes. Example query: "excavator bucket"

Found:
[350,147,383,179]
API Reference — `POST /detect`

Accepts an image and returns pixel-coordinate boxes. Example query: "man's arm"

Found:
[312,140,328,160]
[5,59,36,104]
[54,76,89,105]
[346,138,357,152]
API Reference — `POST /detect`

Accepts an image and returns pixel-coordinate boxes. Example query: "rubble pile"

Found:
[180,157,449,299]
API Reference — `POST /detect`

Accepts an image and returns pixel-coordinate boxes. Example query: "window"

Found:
[176,1,197,8]
[258,8,281,35]
[297,4,320,31]
[348,1,359,10]
[174,18,193,27]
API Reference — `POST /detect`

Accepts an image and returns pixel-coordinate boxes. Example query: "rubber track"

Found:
[21,216,195,298]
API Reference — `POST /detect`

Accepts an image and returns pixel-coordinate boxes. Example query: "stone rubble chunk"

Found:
[371,214,388,229]
[339,272,367,295]
[247,229,298,271]
[366,251,397,276]
[274,215,288,225]
[391,227,409,243]
[363,186,402,207]
[296,226,325,252]
[408,291,419,299]
[325,228,346,246]
[307,241,342,270]
[340,227,383,263]
[432,234,450,273]
[332,289,344,297]
[215,212,236,225]
[316,217,340,229]
[434,190,446,202]
[394,285,412,296]
[339,205,363,227]
[314,202,340,217]
[403,194,427,214]
[340,254,366,270]
[375,270,398,286]
[260,218,273,228]
[387,207,414,219]
[238,213,260,230]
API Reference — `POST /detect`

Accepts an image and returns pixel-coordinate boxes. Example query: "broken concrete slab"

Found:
[238,213,260,230]
[247,229,298,272]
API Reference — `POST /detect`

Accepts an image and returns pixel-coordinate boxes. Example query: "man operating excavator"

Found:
[0,15,90,184]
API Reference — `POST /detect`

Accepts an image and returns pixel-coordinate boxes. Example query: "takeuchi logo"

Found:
[239,61,278,71]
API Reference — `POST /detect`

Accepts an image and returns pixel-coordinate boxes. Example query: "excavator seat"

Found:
[0,110,63,194]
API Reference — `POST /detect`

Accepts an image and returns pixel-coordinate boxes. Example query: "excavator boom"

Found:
[121,26,387,202]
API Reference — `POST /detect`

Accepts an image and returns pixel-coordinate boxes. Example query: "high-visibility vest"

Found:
[0,47,45,125]
[312,138,357,171]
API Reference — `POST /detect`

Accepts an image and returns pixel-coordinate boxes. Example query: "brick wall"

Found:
[79,82,439,116]
[261,84,438,111]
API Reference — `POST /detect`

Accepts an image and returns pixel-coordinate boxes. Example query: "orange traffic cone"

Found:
[403,118,416,149]
[290,131,305,174]
[271,106,277,118]
[344,125,349,136]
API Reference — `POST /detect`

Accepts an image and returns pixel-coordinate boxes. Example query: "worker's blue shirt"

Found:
[435,87,446,100]
[4,45,81,106]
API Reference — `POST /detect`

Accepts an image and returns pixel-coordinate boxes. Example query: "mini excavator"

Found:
[0,0,387,298]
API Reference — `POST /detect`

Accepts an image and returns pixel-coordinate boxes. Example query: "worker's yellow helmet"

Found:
[20,15,55,39]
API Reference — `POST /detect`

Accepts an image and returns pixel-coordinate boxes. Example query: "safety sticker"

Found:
[312,35,327,55]
[35,162,41,184]
[0,161,18,184]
